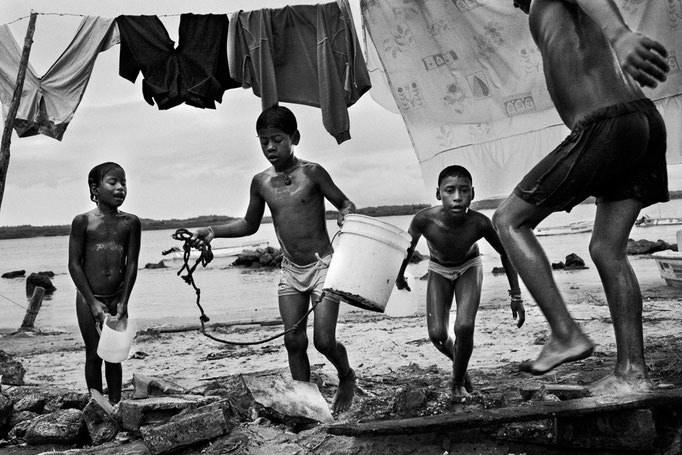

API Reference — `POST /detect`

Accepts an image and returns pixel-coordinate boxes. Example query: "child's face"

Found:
[437,175,473,216]
[93,168,127,208]
[257,127,297,167]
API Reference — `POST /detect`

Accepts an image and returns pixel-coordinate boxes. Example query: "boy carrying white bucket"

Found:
[186,105,356,414]
[396,165,525,399]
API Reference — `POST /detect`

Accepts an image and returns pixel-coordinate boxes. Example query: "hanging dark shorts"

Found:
[513,98,668,212]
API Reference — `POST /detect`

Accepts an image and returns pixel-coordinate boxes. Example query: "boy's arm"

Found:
[483,219,525,328]
[67,215,107,324]
[313,163,356,226]
[116,215,142,319]
[190,176,266,245]
[396,217,423,291]
[570,0,669,88]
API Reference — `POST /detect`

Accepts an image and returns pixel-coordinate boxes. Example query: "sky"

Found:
[0,0,429,227]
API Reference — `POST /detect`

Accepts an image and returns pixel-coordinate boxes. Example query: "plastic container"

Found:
[97,315,136,363]
[324,214,412,312]
[385,272,419,317]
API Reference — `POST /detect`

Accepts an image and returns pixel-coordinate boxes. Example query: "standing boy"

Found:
[396,165,525,398]
[493,0,669,395]
[189,105,356,413]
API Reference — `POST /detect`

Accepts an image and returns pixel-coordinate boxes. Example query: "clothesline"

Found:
[4,12,189,26]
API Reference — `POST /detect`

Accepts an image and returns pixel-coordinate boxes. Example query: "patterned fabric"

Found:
[362,0,682,199]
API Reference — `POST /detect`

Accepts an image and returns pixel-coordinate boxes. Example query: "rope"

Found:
[0,293,27,310]
[171,228,321,345]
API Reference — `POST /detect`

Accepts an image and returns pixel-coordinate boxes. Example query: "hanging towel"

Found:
[116,13,239,110]
[231,0,371,144]
[0,16,119,141]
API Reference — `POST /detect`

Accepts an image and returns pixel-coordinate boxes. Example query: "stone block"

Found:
[83,395,119,445]
[119,395,216,432]
[24,408,86,445]
[0,392,12,427]
[133,373,186,399]
[9,410,38,428]
[0,350,26,385]
[140,401,231,455]
[14,393,46,413]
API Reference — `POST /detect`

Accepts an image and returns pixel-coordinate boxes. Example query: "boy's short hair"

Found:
[88,162,123,203]
[256,105,298,136]
[438,165,472,187]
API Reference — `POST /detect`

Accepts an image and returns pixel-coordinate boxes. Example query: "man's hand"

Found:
[90,299,108,327]
[396,275,411,292]
[614,31,669,88]
[510,293,525,328]
[189,226,215,248]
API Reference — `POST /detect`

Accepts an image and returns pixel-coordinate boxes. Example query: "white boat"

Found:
[635,215,682,228]
[535,219,593,237]
[651,250,682,289]
[163,240,270,260]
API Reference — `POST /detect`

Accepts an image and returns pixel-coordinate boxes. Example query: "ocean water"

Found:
[1,203,681,331]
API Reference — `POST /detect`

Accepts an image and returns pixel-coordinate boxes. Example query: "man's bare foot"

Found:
[519,333,594,375]
[332,369,355,414]
[451,381,471,400]
[464,371,473,393]
[588,373,654,397]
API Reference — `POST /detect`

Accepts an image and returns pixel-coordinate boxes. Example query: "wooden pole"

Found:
[20,285,44,330]
[0,11,37,213]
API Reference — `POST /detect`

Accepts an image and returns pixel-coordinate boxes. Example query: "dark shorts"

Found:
[513,98,668,212]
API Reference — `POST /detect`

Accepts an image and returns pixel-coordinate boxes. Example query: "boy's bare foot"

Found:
[588,373,654,397]
[451,381,471,399]
[464,371,473,393]
[519,333,594,375]
[332,368,355,414]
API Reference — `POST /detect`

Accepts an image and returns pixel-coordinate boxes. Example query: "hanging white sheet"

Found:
[362,0,682,199]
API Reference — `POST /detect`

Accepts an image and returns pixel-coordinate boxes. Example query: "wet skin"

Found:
[494,0,668,393]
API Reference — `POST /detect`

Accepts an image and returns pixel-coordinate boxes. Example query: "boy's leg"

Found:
[451,265,483,397]
[279,293,312,381]
[104,362,123,403]
[425,271,456,359]
[312,293,355,413]
[76,293,104,394]
[493,194,594,374]
[588,199,654,395]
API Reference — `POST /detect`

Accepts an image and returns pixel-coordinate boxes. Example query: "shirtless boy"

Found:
[68,162,141,403]
[397,165,525,398]
[493,0,669,395]
[189,105,356,413]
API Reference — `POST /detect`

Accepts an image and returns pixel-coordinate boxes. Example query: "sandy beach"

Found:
[2,252,682,454]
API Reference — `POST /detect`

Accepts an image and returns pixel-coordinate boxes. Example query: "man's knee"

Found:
[453,321,475,340]
[284,331,308,354]
[589,237,625,266]
[313,333,337,355]
[428,327,450,348]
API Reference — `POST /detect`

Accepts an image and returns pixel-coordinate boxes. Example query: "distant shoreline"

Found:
[3,191,681,240]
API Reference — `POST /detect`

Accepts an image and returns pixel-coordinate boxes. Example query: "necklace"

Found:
[275,159,300,186]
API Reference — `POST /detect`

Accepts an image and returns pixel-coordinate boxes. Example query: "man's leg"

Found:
[451,265,483,398]
[588,199,654,395]
[279,293,312,381]
[493,194,594,374]
[312,293,355,413]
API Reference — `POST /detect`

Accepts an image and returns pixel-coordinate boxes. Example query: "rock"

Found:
[627,238,674,255]
[118,395,217,433]
[144,261,168,270]
[25,272,56,296]
[242,375,333,425]
[13,393,45,413]
[491,266,506,275]
[392,387,428,415]
[24,408,86,445]
[0,392,12,427]
[8,419,32,441]
[0,350,26,385]
[552,261,565,270]
[232,246,283,268]
[9,410,39,428]
[133,373,187,399]
[1,270,25,279]
[564,253,587,270]
[83,395,119,445]
[140,401,233,455]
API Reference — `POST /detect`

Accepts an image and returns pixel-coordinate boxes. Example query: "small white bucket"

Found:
[324,214,412,312]
[385,272,419,317]
[97,315,136,363]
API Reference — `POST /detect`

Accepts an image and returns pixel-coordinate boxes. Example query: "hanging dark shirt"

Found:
[116,14,239,110]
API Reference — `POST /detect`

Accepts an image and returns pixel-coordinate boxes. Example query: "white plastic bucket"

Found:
[385,272,418,317]
[324,214,412,312]
[97,315,136,363]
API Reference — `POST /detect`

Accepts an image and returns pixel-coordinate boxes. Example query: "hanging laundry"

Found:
[230,0,371,144]
[116,14,239,110]
[0,16,119,141]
